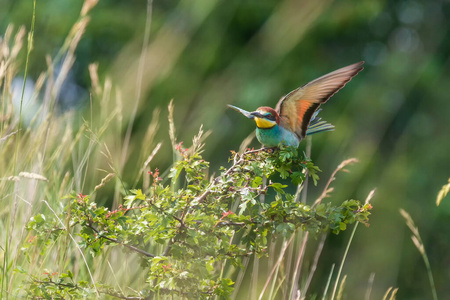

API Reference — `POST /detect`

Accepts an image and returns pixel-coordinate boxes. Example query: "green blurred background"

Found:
[2,0,450,299]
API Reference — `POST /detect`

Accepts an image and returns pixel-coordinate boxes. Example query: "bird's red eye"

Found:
[265,114,276,121]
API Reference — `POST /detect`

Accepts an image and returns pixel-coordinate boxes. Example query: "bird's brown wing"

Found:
[275,61,364,140]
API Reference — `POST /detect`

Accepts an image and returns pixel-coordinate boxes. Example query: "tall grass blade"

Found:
[303,233,327,296]
[121,0,153,172]
[399,209,438,300]
[331,189,375,300]
[336,274,347,300]
[365,273,375,300]
[289,232,309,299]
[322,263,335,300]
[330,223,358,300]
[2,2,35,297]
[259,236,295,300]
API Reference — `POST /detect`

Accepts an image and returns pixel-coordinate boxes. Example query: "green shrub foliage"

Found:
[25,144,371,299]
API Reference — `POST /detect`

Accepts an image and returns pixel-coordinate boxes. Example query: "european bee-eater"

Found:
[228,62,364,147]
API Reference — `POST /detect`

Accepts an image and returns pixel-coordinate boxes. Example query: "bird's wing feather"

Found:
[275,61,364,139]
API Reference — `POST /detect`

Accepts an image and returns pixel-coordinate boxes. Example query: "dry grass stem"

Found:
[382,287,398,300]
[0,130,18,143]
[365,273,375,300]
[168,99,177,148]
[18,172,48,182]
[142,142,162,171]
[436,177,450,206]
[88,63,102,96]
[399,208,438,300]
[336,274,347,300]
[314,158,359,207]
[81,0,99,17]
[94,173,115,192]
[365,189,376,204]
[290,231,309,299]
[259,235,295,300]
[302,233,327,296]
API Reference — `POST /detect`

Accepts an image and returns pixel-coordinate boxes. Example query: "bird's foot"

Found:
[262,147,277,154]
[243,147,277,155]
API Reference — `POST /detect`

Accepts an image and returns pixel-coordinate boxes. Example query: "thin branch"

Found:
[33,279,76,288]
[195,153,241,204]
[34,279,145,300]
[87,224,155,258]
[194,220,248,227]
[196,148,267,204]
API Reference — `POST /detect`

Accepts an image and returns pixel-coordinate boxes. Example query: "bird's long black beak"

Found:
[250,111,265,118]
[227,104,255,119]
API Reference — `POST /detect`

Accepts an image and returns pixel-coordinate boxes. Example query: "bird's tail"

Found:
[306,109,335,136]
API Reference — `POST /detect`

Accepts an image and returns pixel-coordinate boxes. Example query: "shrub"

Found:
[25,136,371,299]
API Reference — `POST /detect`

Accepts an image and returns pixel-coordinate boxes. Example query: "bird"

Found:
[228,61,364,148]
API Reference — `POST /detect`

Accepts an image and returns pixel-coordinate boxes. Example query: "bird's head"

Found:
[251,107,279,128]
[228,105,279,129]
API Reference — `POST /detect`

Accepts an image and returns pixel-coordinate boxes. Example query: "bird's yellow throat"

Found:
[254,117,276,129]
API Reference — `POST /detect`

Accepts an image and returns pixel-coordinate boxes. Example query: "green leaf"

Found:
[169,164,183,180]
[277,166,290,179]
[269,182,288,193]
[13,266,27,274]
[60,270,74,279]
[275,223,295,237]
[251,176,263,188]
[239,201,248,215]
[310,172,320,186]
[291,171,305,185]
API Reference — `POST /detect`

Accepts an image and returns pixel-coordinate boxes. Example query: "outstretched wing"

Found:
[306,109,335,136]
[275,61,364,140]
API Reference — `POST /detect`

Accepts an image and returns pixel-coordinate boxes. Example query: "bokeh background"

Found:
[2,0,450,299]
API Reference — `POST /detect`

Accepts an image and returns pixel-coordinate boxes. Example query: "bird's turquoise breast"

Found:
[256,125,299,147]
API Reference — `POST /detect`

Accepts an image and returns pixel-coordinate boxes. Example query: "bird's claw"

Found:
[262,147,277,154]
[243,147,278,155]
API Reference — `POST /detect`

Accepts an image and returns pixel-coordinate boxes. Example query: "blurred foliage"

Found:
[2,0,450,299]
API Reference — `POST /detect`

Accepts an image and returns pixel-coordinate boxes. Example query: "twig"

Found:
[196,148,266,204]
[87,224,155,258]
[34,279,146,300]
[33,279,76,288]
[195,153,241,204]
